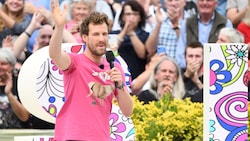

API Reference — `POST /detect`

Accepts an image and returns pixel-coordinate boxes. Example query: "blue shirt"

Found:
[176,12,233,68]
[156,11,191,60]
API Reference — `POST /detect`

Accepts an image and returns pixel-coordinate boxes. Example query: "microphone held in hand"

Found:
[105,51,118,88]
[106,50,115,69]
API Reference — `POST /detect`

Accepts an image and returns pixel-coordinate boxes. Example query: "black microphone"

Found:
[99,64,104,69]
[105,51,118,88]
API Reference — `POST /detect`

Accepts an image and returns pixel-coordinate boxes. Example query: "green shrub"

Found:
[131,95,250,141]
[131,95,202,141]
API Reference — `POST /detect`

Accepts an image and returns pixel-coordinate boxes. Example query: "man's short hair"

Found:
[184,41,203,56]
[80,12,109,35]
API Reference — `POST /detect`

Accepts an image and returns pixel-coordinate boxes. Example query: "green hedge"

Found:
[130,95,249,141]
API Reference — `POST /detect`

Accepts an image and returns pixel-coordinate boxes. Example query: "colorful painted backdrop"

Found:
[204,43,248,141]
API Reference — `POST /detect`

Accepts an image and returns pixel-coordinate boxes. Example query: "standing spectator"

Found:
[182,41,203,103]
[0,0,31,46]
[237,5,250,44]
[49,1,133,140]
[65,0,95,43]
[112,0,149,80]
[226,0,249,27]
[138,56,185,104]
[0,48,29,128]
[145,0,190,59]
[176,0,232,69]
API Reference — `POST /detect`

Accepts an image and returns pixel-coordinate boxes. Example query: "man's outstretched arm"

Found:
[49,0,71,71]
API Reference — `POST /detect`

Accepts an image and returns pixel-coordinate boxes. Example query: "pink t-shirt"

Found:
[54,53,124,141]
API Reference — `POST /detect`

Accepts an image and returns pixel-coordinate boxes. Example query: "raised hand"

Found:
[51,0,67,27]
[157,78,174,98]
[30,12,45,30]
[69,23,80,34]
[37,8,54,26]
[2,35,14,48]
[124,20,137,36]
[167,6,180,26]
[185,60,199,77]
[155,4,164,24]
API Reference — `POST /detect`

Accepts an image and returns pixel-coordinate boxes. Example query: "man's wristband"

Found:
[116,82,124,89]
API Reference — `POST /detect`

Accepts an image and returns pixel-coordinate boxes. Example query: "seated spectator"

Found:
[131,53,164,95]
[237,6,250,44]
[176,0,232,69]
[182,41,203,103]
[138,56,185,104]
[0,0,31,46]
[216,27,244,43]
[0,48,30,128]
[111,0,149,80]
[138,77,173,104]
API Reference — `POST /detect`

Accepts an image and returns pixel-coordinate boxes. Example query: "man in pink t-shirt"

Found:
[49,1,134,140]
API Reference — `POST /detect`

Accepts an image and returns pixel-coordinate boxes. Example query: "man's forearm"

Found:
[49,25,64,59]
[116,88,133,117]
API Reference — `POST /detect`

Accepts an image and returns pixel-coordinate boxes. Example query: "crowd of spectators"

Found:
[0,0,249,129]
